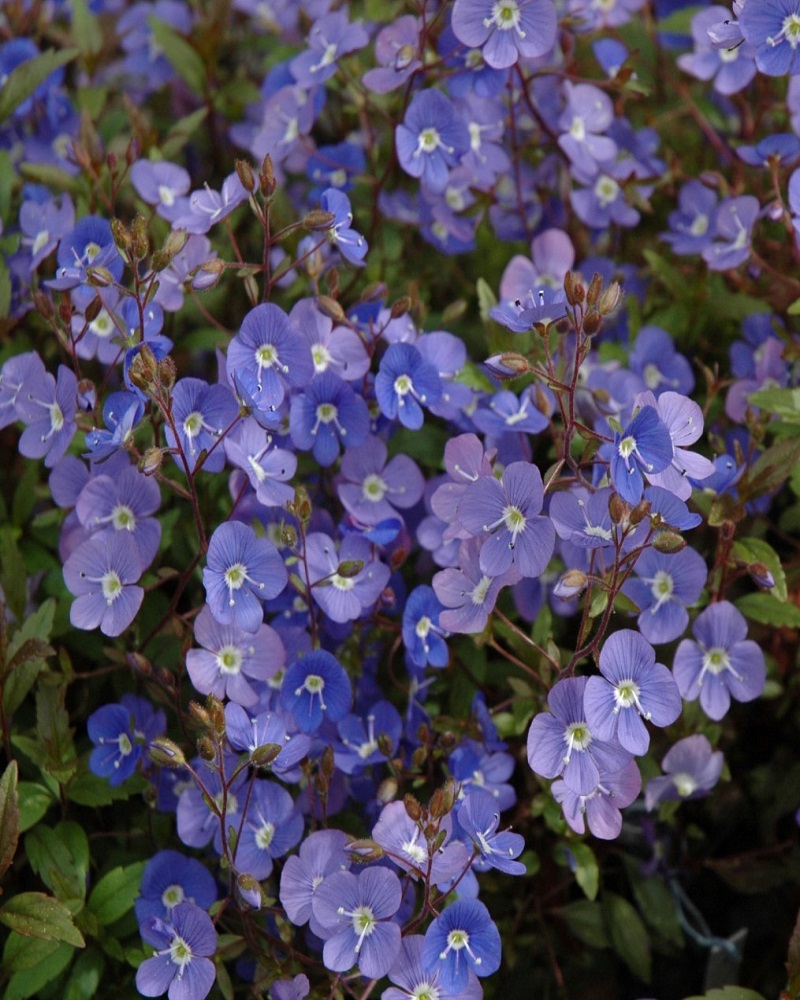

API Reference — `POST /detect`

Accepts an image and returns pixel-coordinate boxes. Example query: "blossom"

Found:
[457,789,526,874]
[15,364,78,467]
[203,521,288,633]
[88,694,165,786]
[458,461,555,578]
[135,851,218,924]
[583,629,682,754]
[223,418,296,507]
[279,829,352,931]
[304,532,390,623]
[702,195,760,271]
[395,90,470,193]
[609,404,673,504]
[236,779,304,879]
[165,378,239,474]
[289,371,370,467]
[645,734,724,810]
[136,902,217,1000]
[75,463,162,568]
[622,546,707,645]
[372,801,471,884]
[338,436,425,526]
[402,586,449,669]
[279,650,352,733]
[527,676,632,795]
[661,180,719,257]
[63,532,144,636]
[552,758,642,839]
[375,342,442,429]
[335,700,403,774]
[384,936,482,1000]
[289,11,369,86]
[320,188,368,266]
[451,0,557,69]
[740,0,800,75]
[557,82,617,176]
[421,899,501,993]
[433,538,520,634]
[678,6,757,95]
[672,600,766,720]
[224,703,311,774]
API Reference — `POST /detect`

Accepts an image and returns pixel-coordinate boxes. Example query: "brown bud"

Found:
[412,746,427,769]
[189,701,212,728]
[390,296,412,319]
[316,295,346,322]
[377,732,394,757]
[630,498,652,525]
[33,289,54,320]
[259,153,276,197]
[347,839,385,863]
[235,158,256,193]
[131,213,150,260]
[110,217,132,254]
[325,266,339,299]
[377,777,398,804]
[404,794,422,823]
[86,266,115,287]
[608,492,629,525]
[582,310,602,337]
[564,270,586,306]
[586,272,603,306]
[250,743,283,767]
[84,295,103,324]
[127,343,158,392]
[321,744,335,779]
[58,295,73,326]
[208,694,225,734]
[127,652,151,676]
[430,777,456,819]
[157,356,177,390]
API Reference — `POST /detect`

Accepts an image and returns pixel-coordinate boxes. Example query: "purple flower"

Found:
[552,758,642,839]
[289,372,370,467]
[290,11,369,86]
[629,327,695,397]
[165,378,239,474]
[678,6,757,95]
[662,180,719,256]
[130,160,191,222]
[63,532,144,636]
[557,82,617,176]
[224,419,296,507]
[335,700,403,774]
[672,600,766,720]
[289,298,370,382]
[457,789,526,874]
[421,899,501,993]
[320,188,368,266]
[583,630,682,755]
[702,195,760,271]
[228,302,314,411]
[279,650,352,733]
[338,436,425,525]
[451,0,557,69]
[740,0,800,75]
[402,586,449,669]
[16,364,78,467]
[176,754,247,854]
[395,90,470,193]
[304,532,390,623]
[271,975,310,1000]
[371,802,470,885]
[51,214,124,288]
[136,902,216,1000]
[527,676,632,795]
[384,936,482,1000]
[609,404,673,504]
[236,779,303,879]
[225,703,311,774]
[622,546,707,645]
[458,461,555,578]
[490,287,567,332]
[75,463,162,568]
[19,191,74,270]
[186,604,285,706]
[375,343,442,429]
[571,161,641,229]
[363,16,422,94]
[549,487,615,549]
[312,867,402,979]
[279,829,352,930]
[171,170,251,234]
[0,351,46,430]
[135,850,218,924]
[203,521,288,633]
[433,538,520,634]
[645,734,724,810]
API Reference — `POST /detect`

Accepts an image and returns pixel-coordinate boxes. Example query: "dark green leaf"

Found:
[624,857,683,949]
[0,760,19,888]
[4,941,74,1000]
[36,683,77,784]
[556,899,610,948]
[67,767,144,806]
[731,537,788,602]
[70,0,102,58]
[159,107,209,160]
[0,48,79,122]
[557,840,599,900]
[741,436,800,503]
[683,989,767,1000]
[3,929,62,972]
[0,525,27,623]
[25,822,89,902]
[603,891,651,982]
[17,782,55,833]
[64,946,105,1000]
[0,892,85,947]
[87,863,145,926]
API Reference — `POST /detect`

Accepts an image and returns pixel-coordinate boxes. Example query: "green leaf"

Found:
[147,18,206,95]
[740,436,800,503]
[683,989,767,1000]
[559,840,599,900]
[0,48,79,122]
[159,107,209,160]
[70,0,103,59]
[749,386,800,421]
[476,277,497,322]
[0,760,19,888]
[64,946,105,1000]
[624,856,683,949]
[36,682,77,784]
[603,891,651,982]
[736,593,800,628]
[731,537,788,602]
[4,940,73,999]
[25,821,89,902]
[556,899,610,948]
[3,929,62,972]
[0,525,27,623]
[0,260,10,320]
[17,781,55,832]
[0,892,85,947]
[87,863,146,926]
[67,767,144,806]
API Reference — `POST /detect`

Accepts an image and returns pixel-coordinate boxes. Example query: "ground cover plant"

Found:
[3,1,800,998]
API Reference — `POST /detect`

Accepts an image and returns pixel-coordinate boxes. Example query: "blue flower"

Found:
[395,90,470,193]
[136,902,217,1000]
[320,188,368,266]
[610,405,673,504]
[402,586,449,669]
[375,343,442,429]
[135,850,218,924]
[457,790,526,875]
[280,650,352,733]
[289,372,370,467]
[88,695,165,786]
[421,899,502,993]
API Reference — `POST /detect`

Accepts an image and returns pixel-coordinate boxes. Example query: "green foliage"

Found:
[0,892,85,947]
[86,863,146,927]
[0,48,78,122]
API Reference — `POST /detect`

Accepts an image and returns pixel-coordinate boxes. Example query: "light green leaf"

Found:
[0,892,85,947]
[0,48,79,122]
[736,593,800,628]
[70,0,103,59]
[559,840,599,901]
[731,537,787,602]
[64,946,105,1000]
[684,989,767,1000]
[476,277,497,322]
[87,862,146,926]
[17,782,55,832]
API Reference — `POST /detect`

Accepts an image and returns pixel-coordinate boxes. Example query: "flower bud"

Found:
[236,873,263,910]
[608,492,629,524]
[377,777,398,804]
[196,736,217,761]
[630,498,652,525]
[77,378,96,411]
[316,295,345,322]
[140,447,164,476]
[430,777,456,819]
[33,289,54,320]
[582,310,602,336]
[598,281,623,316]
[303,209,335,231]
[250,743,283,767]
[336,559,364,579]
[111,217,131,255]
[86,266,115,287]
[157,356,177,391]
[749,562,775,590]
[484,352,532,380]
[131,213,150,260]
[148,737,186,768]
[235,158,256,193]
[390,296,412,319]
[553,569,588,600]
[652,530,687,554]
[586,272,603,306]
[127,652,152,676]
[347,839,385,863]
[259,153,276,197]
[564,270,586,305]
[404,793,422,823]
